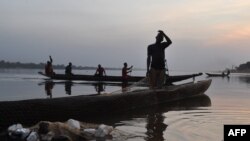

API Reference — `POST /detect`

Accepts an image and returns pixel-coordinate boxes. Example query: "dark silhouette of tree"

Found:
[237,61,250,72]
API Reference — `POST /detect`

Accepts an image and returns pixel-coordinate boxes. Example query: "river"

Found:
[0,69,250,141]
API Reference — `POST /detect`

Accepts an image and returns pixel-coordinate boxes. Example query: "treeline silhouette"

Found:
[0,60,96,70]
[236,61,250,72]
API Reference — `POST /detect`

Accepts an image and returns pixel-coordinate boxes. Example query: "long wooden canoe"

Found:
[0,79,211,129]
[206,73,229,77]
[0,94,211,137]
[38,72,203,83]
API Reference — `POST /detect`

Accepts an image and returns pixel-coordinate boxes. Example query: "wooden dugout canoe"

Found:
[38,72,203,83]
[206,73,230,77]
[0,79,211,129]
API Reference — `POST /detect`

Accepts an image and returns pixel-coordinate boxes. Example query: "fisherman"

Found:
[122,62,133,86]
[65,62,73,76]
[122,62,133,82]
[45,56,55,76]
[95,64,106,77]
[147,30,172,89]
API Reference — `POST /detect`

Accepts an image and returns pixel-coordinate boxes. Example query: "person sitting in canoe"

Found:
[147,30,172,89]
[65,62,73,76]
[45,56,55,76]
[94,64,106,77]
[122,62,133,82]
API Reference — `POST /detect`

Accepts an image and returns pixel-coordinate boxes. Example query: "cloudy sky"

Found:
[0,0,250,71]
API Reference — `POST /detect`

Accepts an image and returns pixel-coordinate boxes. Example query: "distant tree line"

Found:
[236,61,250,72]
[0,60,134,70]
[0,60,96,70]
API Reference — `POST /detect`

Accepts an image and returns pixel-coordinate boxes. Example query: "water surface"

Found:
[0,69,250,141]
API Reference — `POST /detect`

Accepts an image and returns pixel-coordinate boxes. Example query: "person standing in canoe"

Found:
[121,62,133,91]
[45,55,55,76]
[147,30,172,89]
[122,62,133,80]
[122,62,133,83]
[95,64,106,77]
[65,62,73,76]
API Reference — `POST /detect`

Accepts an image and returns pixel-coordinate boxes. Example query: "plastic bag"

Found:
[26,132,39,141]
[95,124,113,137]
[67,119,81,129]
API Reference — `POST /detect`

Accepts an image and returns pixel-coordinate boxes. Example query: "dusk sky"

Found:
[0,0,250,71]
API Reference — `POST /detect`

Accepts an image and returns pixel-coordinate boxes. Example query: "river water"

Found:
[0,69,250,141]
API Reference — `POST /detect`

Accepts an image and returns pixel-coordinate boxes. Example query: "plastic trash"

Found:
[8,124,23,133]
[26,132,39,141]
[67,119,80,129]
[95,124,113,137]
[8,124,31,139]
[83,128,96,135]
[16,128,31,139]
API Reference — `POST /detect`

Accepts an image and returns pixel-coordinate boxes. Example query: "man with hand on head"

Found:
[147,30,172,89]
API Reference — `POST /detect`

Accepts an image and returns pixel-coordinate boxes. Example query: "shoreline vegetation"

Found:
[0,60,145,71]
[1,60,250,73]
[230,61,250,73]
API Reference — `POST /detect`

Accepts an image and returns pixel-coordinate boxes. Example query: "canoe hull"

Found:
[39,72,203,83]
[206,73,229,77]
[0,79,211,129]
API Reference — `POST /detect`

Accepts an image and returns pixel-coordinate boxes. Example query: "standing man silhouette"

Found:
[147,30,172,89]
[65,62,73,76]
[122,62,133,81]
[45,56,55,76]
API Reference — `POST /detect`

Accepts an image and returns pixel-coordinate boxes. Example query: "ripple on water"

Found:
[164,106,250,141]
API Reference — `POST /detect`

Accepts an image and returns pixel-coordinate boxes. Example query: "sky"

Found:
[0,0,250,71]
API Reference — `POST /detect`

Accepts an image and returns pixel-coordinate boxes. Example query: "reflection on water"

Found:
[65,81,73,95]
[39,80,102,96]
[94,82,105,94]
[111,94,211,141]
[145,113,167,141]
[44,80,54,98]
[238,75,250,84]
[39,80,133,97]
[224,75,230,82]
